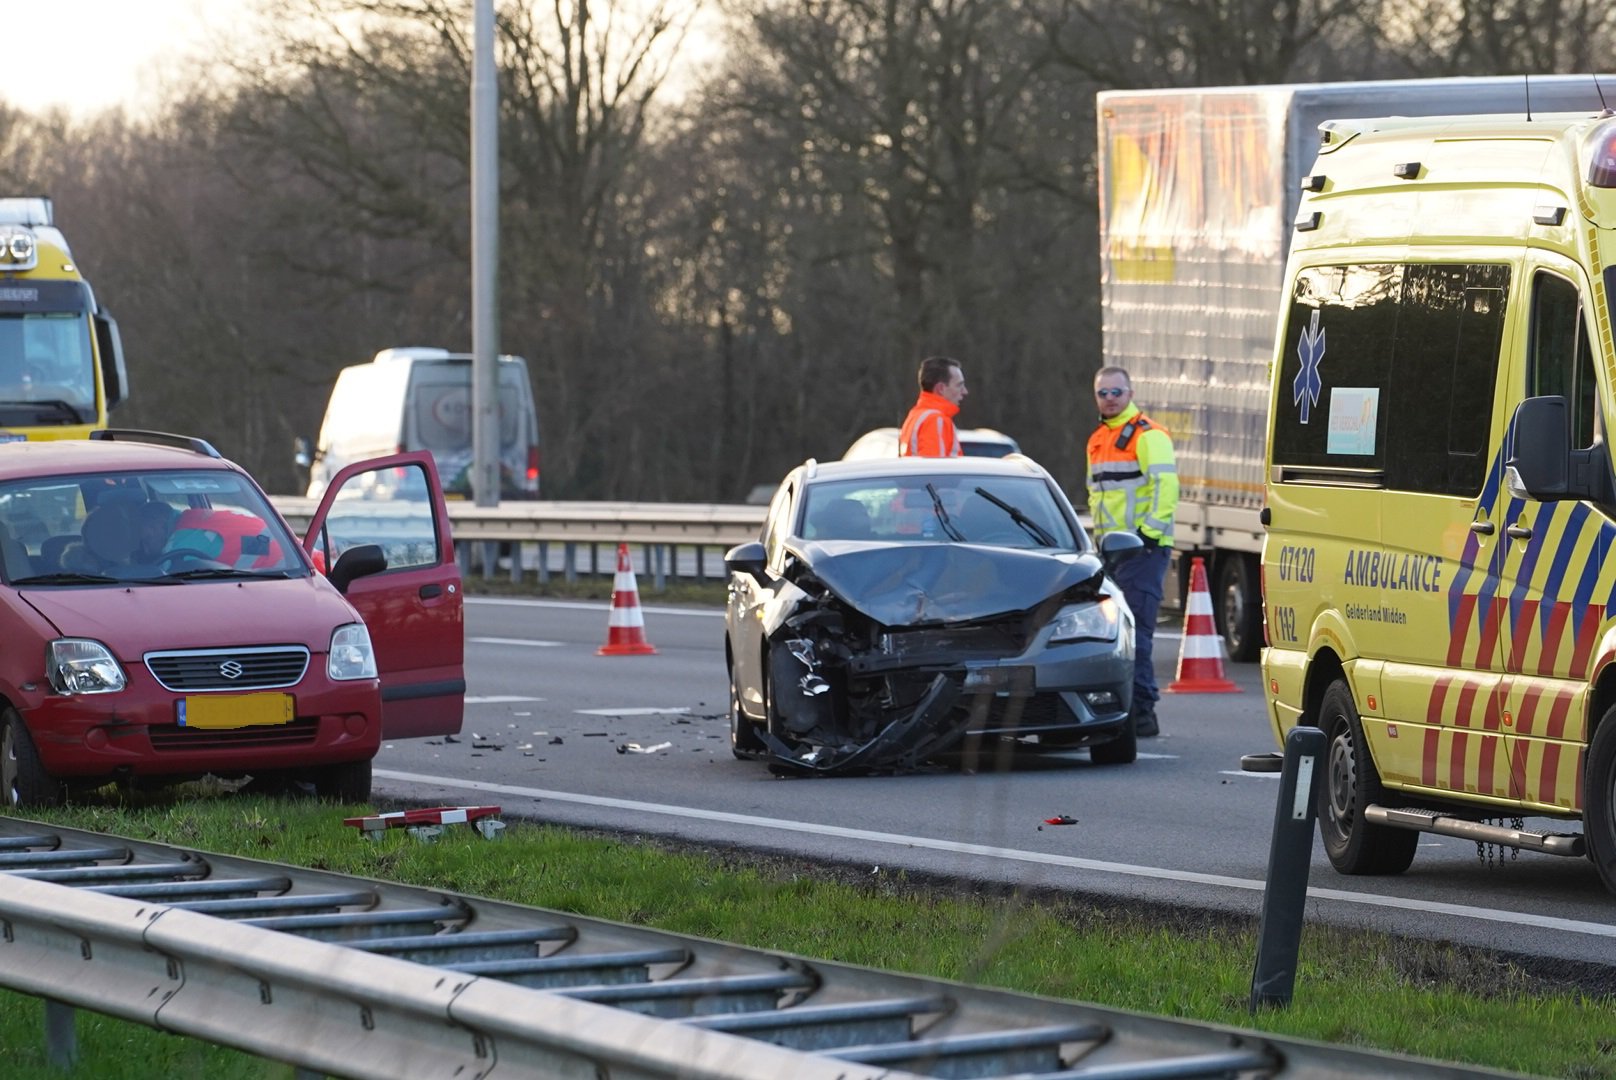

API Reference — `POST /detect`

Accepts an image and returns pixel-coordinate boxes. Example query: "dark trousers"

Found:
[1111,543,1171,712]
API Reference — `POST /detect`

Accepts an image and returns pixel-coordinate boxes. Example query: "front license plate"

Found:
[178,693,295,729]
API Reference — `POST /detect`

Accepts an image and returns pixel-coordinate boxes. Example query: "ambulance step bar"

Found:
[1366,805,1586,856]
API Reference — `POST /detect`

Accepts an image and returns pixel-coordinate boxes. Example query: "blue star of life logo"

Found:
[1293,309,1325,424]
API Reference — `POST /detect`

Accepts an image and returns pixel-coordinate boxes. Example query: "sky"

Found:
[0,0,233,118]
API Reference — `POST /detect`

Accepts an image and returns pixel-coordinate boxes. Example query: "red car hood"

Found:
[20,577,359,660]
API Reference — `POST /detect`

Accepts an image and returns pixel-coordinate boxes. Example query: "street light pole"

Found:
[470,0,500,508]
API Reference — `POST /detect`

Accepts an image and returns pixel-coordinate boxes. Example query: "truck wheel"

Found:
[1318,680,1417,875]
[729,660,766,759]
[3,708,63,809]
[1214,554,1262,663]
[1585,706,1616,895]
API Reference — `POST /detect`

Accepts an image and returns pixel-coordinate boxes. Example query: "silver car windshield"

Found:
[799,475,1082,551]
[0,469,306,585]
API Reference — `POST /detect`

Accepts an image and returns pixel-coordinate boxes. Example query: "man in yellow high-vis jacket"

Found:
[1086,366,1177,737]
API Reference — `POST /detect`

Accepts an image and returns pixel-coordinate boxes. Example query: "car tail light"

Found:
[526,447,540,484]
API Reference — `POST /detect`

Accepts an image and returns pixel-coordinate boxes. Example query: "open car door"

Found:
[302,451,464,738]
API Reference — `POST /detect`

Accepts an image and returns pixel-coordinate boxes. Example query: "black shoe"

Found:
[1134,706,1159,738]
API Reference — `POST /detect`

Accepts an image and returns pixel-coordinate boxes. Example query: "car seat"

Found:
[810,497,874,541]
[38,535,77,572]
[0,521,31,579]
[81,502,138,565]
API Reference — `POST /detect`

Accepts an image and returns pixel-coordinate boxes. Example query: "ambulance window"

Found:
[1382,263,1507,496]
[1528,273,1598,451]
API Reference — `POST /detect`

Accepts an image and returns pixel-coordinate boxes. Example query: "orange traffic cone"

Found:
[1166,556,1239,693]
[598,543,658,655]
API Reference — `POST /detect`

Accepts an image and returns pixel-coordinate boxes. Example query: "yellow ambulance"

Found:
[1261,105,1616,895]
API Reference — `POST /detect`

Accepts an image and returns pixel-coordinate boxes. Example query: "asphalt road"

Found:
[372,596,1616,971]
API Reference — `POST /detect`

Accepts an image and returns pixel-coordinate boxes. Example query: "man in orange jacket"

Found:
[899,356,968,457]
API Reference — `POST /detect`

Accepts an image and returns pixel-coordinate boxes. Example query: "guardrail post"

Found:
[564,542,577,583]
[696,545,706,580]
[44,999,76,1069]
[508,542,522,584]
[536,541,550,584]
[1249,724,1325,1012]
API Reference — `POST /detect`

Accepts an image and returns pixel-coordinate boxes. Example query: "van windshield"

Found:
[0,470,306,585]
[0,294,98,427]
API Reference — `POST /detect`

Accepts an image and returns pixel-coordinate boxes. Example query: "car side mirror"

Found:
[724,540,770,585]
[293,435,314,470]
[327,543,387,594]
[1097,530,1145,570]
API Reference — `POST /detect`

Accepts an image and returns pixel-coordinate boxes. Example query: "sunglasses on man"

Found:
[1095,387,1127,399]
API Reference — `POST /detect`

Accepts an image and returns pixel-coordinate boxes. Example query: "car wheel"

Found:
[2,708,63,809]
[314,757,373,803]
[1318,680,1416,875]
[1214,554,1262,663]
[1089,718,1137,765]
[1585,705,1616,895]
[729,661,766,759]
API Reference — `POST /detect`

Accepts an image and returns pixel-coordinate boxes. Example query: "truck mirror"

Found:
[1505,396,1570,500]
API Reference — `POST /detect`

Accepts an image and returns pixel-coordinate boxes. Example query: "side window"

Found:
[1271,262,1508,496]
[312,462,440,572]
[762,481,795,567]
[1528,271,1598,451]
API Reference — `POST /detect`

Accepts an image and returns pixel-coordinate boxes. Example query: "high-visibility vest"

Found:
[1086,404,1178,545]
[899,391,961,457]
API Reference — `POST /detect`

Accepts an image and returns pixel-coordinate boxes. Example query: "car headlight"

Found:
[328,623,378,680]
[47,639,127,694]
[1049,598,1121,644]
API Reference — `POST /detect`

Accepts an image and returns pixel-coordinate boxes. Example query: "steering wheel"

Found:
[157,548,226,571]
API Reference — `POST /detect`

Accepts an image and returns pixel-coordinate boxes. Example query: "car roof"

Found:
[841,426,1020,459]
[800,453,1052,484]
[0,439,239,480]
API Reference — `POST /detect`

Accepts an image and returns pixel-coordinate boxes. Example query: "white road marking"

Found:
[469,637,565,647]
[1220,770,1280,780]
[575,707,691,717]
[468,597,722,617]
[465,696,545,704]
[375,768,1616,941]
[1135,751,1177,760]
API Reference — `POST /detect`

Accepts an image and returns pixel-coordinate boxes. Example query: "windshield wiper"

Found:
[161,567,295,581]
[0,399,84,423]
[973,486,1059,546]
[925,483,966,542]
[10,571,120,585]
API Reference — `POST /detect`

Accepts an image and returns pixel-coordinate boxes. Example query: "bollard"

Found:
[1249,724,1325,1011]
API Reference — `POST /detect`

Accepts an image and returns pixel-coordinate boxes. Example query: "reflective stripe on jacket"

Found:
[899,391,961,457]
[1086,403,1178,545]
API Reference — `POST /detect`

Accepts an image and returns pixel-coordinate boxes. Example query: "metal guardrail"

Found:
[271,497,764,588]
[0,817,1523,1079]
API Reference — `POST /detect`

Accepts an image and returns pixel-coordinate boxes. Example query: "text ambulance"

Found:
[1261,102,1616,895]
[0,196,128,440]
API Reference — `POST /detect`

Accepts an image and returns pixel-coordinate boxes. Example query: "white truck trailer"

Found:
[1095,74,1616,661]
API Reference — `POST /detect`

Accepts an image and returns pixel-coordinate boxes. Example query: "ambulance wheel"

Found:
[1318,680,1417,875]
[1215,554,1261,663]
[2,708,63,809]
[1585,707,1616,895]
[729,659,766,759]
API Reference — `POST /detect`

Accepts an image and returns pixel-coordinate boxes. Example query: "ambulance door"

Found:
[1370,263,1511,794]
[1494,262,1606,810]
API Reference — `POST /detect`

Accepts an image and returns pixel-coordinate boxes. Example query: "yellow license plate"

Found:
[178,693,295,729]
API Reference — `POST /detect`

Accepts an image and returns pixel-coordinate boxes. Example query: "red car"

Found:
[0,431,464,807]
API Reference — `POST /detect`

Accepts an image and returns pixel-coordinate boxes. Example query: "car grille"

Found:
[145,647,311,692]
[880,624,1024,658]
[968,692,1071,732]
[149,717,319,752]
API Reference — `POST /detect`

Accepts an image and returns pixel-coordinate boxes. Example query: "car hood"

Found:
[20,576,357,658]
[787,540,1104,626]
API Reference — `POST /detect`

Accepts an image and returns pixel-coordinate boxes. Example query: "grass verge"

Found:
[2,797,1613,1079]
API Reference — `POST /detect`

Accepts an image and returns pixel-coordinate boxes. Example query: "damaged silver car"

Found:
[724,455,1144,774]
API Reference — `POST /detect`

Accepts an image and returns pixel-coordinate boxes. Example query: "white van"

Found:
[303,347,540,500]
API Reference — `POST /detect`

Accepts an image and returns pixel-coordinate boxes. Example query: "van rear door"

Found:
[302,450,465,738]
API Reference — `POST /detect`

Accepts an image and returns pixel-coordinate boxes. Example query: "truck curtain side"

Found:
[1095,75,1616,661]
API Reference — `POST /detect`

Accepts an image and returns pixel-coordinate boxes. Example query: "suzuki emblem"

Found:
[220,660,244,680]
